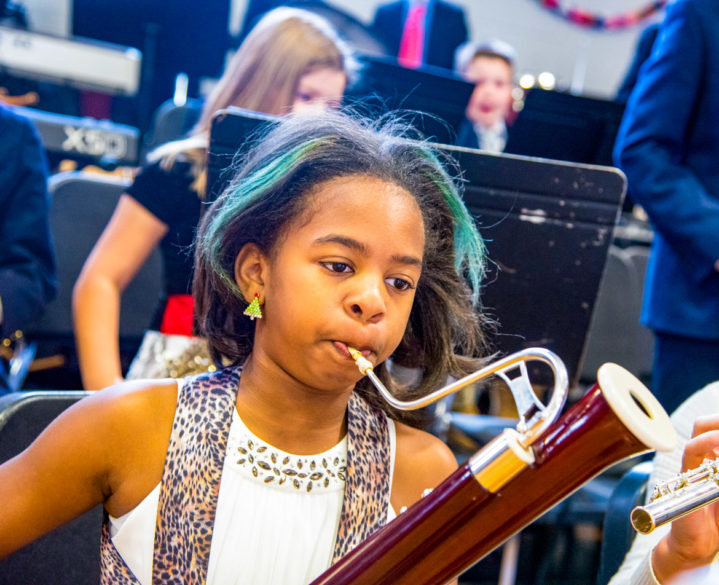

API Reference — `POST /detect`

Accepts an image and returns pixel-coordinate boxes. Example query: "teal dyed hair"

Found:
[194,110,490,426]
[416,148,486,306]
[200,139,322,294]
[446,184,487,306]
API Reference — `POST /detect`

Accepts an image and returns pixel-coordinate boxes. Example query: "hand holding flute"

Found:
[650,414,719,584]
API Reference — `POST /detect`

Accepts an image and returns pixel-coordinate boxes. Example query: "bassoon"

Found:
[310,348,676,585]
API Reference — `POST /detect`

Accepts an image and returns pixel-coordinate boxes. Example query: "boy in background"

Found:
[454,39,516,153]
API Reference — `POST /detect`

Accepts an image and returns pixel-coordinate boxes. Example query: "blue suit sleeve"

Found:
[613,0,719,279]
[0,109,56,337]
[371,2,403,55]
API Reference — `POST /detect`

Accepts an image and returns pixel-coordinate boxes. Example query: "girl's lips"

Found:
[333,341,371,360]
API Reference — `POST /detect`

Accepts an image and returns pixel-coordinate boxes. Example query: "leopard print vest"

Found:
[99,366,391,584]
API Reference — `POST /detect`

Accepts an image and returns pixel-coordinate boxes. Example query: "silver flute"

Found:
[631,457,719,534]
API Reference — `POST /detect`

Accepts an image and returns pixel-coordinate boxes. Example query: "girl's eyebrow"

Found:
[313,234,423,268]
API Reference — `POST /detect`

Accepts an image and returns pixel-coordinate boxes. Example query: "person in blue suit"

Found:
[370,0,468,70]
[613,0,719,415]
[0,104,56,341]
[615,22,660,104]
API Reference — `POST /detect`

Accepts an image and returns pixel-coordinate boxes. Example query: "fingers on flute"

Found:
[682,428,719,471]
[692,414,719,437]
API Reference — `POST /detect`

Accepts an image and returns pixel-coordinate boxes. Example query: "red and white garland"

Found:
[534,0,668,30]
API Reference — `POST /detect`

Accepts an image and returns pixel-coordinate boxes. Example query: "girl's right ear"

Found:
[234,243,267,304]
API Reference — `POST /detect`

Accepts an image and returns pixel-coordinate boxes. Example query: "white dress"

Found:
[109,408,397,585]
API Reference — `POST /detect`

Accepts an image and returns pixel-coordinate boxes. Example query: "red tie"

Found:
[398,3,426,69]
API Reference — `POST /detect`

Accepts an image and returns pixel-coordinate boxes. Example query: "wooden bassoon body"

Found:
[312,350,676,585]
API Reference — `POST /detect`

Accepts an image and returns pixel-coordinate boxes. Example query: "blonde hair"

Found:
[149,7,354,195]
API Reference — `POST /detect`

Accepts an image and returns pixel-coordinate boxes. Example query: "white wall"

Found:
[23,0,71,36]
[232,0,665,99]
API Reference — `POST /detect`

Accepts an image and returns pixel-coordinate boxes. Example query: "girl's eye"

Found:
[387,277,414,292]
[296,92,313,102]
[322,261,352,273]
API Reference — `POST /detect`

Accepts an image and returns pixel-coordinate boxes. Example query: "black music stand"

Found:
[207,107,277,202]
[344,55,474,145]
[505,88,625,167]
[208,108,626,387]
[447,145,626,386]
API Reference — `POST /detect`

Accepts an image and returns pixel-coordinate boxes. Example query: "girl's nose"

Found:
[347,279,386,324]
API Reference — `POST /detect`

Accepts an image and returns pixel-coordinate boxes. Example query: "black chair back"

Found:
[0,391,102,585]
[580,245,653,383]
[596,460,652,585]
[141,98,203,160]
[25,172,163,376]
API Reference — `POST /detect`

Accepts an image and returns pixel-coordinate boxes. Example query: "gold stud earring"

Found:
[243,293,263,320]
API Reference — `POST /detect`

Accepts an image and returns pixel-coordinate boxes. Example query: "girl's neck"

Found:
[235,354,352,455]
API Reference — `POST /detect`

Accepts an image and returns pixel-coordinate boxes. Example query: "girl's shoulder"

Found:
[390,421,457,511]
[46,380,179,515]
[0,380,180,548]
[70,378,178,428]
[96,380,178,511]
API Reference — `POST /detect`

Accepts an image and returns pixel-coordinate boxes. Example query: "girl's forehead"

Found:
[305,175,419,216]
[288,175,425,245]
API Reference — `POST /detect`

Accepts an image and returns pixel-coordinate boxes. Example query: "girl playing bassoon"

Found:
[0,109,488,584]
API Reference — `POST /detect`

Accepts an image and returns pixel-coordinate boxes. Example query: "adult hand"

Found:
[652,415,719,583]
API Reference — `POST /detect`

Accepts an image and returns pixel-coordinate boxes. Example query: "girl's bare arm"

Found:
[0,381,176,558]
[73,194,168,390]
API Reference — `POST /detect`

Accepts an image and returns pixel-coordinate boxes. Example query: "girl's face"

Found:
[253,175,424,392]
[291,67,346,114]
[464,56,514,129]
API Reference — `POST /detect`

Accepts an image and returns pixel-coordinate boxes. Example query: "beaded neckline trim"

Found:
[228,409,347,493]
